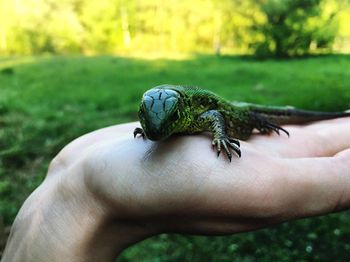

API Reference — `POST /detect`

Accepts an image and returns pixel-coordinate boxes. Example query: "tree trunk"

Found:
[120,7,131,47]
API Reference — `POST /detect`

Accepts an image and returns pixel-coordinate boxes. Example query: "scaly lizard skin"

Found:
[134,84,350,161]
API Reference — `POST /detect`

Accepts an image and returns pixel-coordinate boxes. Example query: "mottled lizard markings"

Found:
[134,84,350,162]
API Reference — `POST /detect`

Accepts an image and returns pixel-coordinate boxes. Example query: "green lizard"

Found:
[134,84,350,161]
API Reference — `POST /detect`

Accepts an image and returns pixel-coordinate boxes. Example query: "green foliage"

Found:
[0,0,349,56]
[120,216,350,262]
[247,0,343,58]
[1,54,350,260]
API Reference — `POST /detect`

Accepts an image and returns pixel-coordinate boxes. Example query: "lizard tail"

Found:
[251,106,350,125]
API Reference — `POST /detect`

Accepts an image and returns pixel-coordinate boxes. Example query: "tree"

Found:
[234,0,343,58]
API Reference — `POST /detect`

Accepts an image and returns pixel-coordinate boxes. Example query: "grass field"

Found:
[1,54,350,261]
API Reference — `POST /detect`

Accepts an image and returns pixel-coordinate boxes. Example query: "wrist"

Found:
[2,159,155,262]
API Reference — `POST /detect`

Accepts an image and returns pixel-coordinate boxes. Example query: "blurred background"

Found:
[1,0,350,56]
[1,0,350,261]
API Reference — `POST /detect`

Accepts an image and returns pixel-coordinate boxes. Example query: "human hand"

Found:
[3,118,350,262]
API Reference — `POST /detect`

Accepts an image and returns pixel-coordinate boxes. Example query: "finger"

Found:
[181,149,350,227]
[250,118,350,158]
[273,149,350,219]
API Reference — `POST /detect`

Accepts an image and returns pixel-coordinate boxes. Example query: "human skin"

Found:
[2,119,350,262]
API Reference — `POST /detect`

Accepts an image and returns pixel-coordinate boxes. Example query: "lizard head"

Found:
[138,88,183,141]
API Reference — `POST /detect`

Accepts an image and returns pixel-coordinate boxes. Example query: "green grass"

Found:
[1,54,350,261]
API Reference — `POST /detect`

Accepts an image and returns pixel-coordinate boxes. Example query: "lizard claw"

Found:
[133,127,146,139]
[212,136,241,162]
[255,114,290,137]
[266,123,289,137]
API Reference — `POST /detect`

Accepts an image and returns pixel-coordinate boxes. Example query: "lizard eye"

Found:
[170,111,179,121]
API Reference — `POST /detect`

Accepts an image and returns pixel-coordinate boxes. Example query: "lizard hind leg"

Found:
[253,113,290,137]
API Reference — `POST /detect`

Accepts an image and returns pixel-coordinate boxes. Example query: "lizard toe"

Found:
[227,141,241,158]
[212,137,241,161]
[222,140,232,162]
[133,127,146,139]
[228,137,240,147]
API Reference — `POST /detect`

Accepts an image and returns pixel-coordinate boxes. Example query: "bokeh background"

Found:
[1,0,350,261]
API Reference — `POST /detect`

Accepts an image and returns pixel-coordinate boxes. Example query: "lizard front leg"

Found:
[133,127,146,139]
[195,110,241,161]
